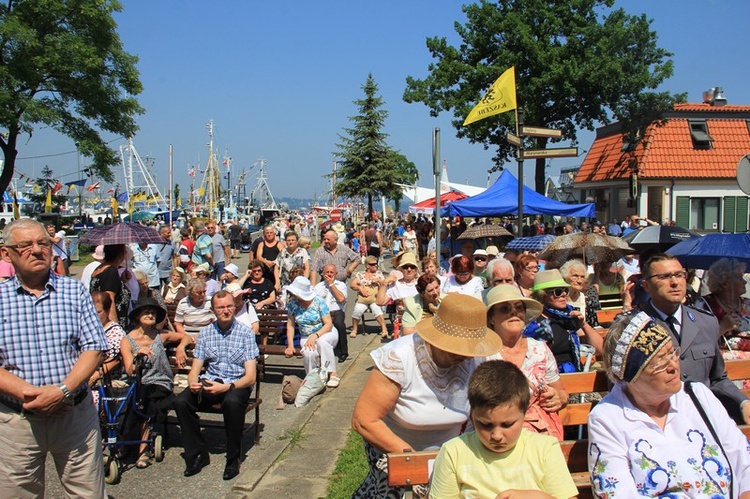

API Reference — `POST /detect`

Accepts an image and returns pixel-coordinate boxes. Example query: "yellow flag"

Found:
[111,194,119,217]
[44,189,52,213]
[463,66,517,126]
[12,193,20,219]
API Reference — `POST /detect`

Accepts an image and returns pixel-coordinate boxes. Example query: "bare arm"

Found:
[284,316,296,357]
[351,369,411,453]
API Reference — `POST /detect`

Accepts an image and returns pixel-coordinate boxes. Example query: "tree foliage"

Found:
[0,0,143,195]
[403,0,678,193]
[25,165,66,212]
[334,74,414,216]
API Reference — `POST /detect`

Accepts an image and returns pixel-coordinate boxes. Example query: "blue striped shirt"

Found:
[0,272,108,389]
[194,319,259,383]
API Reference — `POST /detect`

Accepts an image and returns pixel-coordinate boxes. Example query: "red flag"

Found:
[87,181,101,192]
[107,187,115,194]
[51,182,63,194]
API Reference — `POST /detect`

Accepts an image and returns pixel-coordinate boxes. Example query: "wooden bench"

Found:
[165,344,263,443]
[595,308,621,327]
[387,358,750,497]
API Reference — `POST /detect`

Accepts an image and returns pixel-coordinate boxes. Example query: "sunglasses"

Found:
[474,257,487,262]
[401,265,418,270]
[495,302,526,315]
[548,287,569,297]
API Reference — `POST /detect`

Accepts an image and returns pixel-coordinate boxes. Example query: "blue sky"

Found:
[11,0,750,202]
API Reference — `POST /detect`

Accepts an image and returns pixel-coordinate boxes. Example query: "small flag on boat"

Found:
[88,181,101,192]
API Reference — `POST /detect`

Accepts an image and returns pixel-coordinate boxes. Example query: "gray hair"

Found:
[133,270,148,282]
[4,219,48,245]
[706,258,746,293]
[486,257,514,281]
[193,220,206,231]
[186,278,206,294]
[559,259,587,280]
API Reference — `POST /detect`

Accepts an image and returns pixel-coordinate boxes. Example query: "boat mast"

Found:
[120,138,169,214]
[197,120,221,218]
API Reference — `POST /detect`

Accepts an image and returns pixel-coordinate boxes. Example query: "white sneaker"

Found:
[326,376,340,388]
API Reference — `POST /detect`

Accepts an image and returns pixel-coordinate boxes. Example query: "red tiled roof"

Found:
[575,104,750,183]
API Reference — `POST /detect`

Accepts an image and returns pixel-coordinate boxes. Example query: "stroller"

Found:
[99,353,164,484]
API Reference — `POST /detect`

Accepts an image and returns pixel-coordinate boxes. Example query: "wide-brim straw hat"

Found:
[287,276,316,301]
[129,297,167,324]
[193,262,211,275]
[484,284,543,322]
[395,252,419,269]
[415,294,502,358]
[532,269,569,291]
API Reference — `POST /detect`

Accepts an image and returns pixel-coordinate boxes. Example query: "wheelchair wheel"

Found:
[154,434,164,462]
[104,455,120,484]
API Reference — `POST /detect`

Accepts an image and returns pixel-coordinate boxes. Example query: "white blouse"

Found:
[588,381,750,498]
[440,275,484,299]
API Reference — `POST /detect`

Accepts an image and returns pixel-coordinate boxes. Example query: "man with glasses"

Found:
[482,258,516,302]
[0,219,108,496]
[173,290,259,480]
[472,249,489,287]
[640,253,750,423]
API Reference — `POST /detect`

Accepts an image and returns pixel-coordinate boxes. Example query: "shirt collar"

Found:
[12,270,56,294]
[649,300,682,325]
[213,318,236,336]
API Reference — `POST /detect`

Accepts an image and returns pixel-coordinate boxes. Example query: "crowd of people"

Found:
[1,212,749,498]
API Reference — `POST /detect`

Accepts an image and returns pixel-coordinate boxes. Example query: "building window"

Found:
[688,120,713,149]
[690,198,719,231]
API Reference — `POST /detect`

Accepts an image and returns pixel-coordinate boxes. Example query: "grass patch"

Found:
[324,430,368,499]
[276,428,306,462]
[311,241,321,249]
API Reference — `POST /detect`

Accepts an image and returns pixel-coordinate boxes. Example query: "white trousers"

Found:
[301,327,339,374]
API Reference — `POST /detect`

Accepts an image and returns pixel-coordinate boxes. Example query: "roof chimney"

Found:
[703,86,727,106]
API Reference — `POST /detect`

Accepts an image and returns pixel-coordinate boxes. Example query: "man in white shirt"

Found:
[314,264,348,362]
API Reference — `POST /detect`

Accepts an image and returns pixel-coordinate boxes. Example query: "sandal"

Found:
[136,456,152,469]
[326,375,341,388]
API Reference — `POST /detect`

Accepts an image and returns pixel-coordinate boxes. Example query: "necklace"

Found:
[714,294,740,314]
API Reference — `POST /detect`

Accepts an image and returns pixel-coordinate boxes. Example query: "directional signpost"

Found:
[506,113,578,235]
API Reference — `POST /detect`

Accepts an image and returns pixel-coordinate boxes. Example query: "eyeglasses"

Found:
[401,265,417,270]
[251,268,263,273]
[495,302,526,315]
[548,287,569,297]
[648,347,680,375]
[492,277,515,285]
[647,271,687,282]
[139,307,158,316]
[4,240,52,253]
[524,266,539,272]
[474,257,487,262]
[366,262,378,266]
[214,305,236,312]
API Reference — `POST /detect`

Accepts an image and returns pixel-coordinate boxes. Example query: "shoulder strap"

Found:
[684,382,734,499]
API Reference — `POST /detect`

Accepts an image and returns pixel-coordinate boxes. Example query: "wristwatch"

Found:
[228,383,236,392]
[57,383,74,406]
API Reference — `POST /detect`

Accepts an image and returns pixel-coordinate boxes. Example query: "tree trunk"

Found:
[0,133,18,196]
[367,194,373,220]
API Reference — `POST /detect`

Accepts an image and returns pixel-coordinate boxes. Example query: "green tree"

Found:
[0,0,143,196]
[334,74,410,216]
[25,165,66,213]
[385,151,418,214]
[403,0,677,193]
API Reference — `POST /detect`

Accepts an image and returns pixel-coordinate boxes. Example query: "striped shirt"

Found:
[174,296,215,337]
[0,272,108,393]
[194,319,259,384]
[310,243,360,282]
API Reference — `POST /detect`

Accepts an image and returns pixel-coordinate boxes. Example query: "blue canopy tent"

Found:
[441,170,596,218]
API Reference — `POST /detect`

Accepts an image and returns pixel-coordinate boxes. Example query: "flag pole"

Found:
[516,107,524,237]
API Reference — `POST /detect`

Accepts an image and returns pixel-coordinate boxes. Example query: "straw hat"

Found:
[532,269,569,291]
[287,276,316,301]
[486,245,500,257]
[129,297,167,324]
[473,249,488,257]
[92,245,105,262]
[395,252,419,269]
[415,294,502,357]
[332,222,345,232]
[225,282,244,296]
[484,284,543,322]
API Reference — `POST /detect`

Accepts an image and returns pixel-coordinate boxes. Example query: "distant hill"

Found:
[276,197,316,211]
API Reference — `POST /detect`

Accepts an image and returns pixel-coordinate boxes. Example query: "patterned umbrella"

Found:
[456,224,514,240]
[537,232,634,266]
[505,234,556,252]
[79,222,164,246]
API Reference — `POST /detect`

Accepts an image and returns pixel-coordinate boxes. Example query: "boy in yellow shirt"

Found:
[430,360,577,499]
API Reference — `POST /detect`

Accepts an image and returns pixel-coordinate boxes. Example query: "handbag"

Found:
[684,382,734,499]
[357,283,379,305]
[276,375,304,410]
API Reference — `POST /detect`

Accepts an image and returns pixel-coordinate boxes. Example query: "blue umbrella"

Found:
[505,234,556,252]
[668,233,750,269]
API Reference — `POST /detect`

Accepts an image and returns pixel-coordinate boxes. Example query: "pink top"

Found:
[0,260,14,279]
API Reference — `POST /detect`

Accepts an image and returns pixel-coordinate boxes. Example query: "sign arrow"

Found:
[522,126,563,138]
[522,147,578,160]
[506,132,521,147]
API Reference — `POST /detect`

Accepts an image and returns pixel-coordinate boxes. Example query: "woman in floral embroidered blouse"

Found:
[588,311,750,498]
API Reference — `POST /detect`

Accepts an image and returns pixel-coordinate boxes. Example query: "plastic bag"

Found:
[294,364,328,408]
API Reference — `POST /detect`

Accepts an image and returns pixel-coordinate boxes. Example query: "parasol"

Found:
[621,225,702,252]
[457,224,514,240]
[505,234,556,252]
[537,232,634,266]
[668,233,750,270]
[79,222,165,246]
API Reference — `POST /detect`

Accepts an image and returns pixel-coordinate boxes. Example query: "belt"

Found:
[2,389,88,414]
